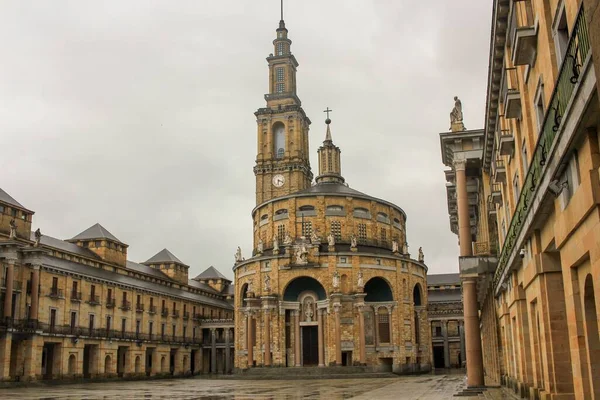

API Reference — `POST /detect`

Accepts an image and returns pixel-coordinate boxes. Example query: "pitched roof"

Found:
[0,188,31,212]
[70,223,124,244]
[193,266,229,281]
[143,248,187,266]
[32,232,101,260]
[126,260,170,280]
[427,273,461,286]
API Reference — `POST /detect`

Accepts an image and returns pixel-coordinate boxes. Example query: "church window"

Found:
[331,221,341,241]
[277,225,286,242]
[273,123,285,158]
[302,221,312,238]
[378,310,390,343]
[276,67,284,82]
[276,83,285,93]
[357,224,367,243]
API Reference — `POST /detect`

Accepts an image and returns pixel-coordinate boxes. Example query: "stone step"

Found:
[232,366,398,380]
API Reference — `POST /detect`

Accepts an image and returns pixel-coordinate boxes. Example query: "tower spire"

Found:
[281,0,284,21]
[316,112,345,184]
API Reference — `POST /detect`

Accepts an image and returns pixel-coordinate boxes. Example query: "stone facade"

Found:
[0,189,234,382]
[439,1,600,399]
[233,15,431,374]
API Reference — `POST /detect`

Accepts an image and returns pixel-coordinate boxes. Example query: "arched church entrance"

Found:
[282,277,327,367]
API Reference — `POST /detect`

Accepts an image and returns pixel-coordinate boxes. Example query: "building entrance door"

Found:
[301,325,318,366]
[433,346,445,368]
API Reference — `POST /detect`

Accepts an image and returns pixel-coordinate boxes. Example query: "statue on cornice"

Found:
[350,234,358,249]
[403,242,409,255]
[273,236,279,252]
[295,242,309,265]
[234,246,243,263]
[450,96,466,131]
[327,232,335,247]
[418,247,425,263]
[357,270,364,289]
[257,238,264,254]
[247,279,254,294]
[283,232,293,246]
[264,274,271,293]
[392,239,399,253]
[34,228,42,247]
[310,230,321,245]
[9,219,17,239]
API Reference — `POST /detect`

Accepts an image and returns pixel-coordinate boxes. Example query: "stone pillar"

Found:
[454,160,472,257]
[225,328,231,373]
[459,320,466,367]
[318,308,325,367]
[0,333,12,381]
[3,259,15,319]
[464,279,484,387]
[194,347,203,374]
[151,349,160,376]
[246,313,253,368]
[357,305,366,365]
[294,311,301,367]
[23,338,40,380]
[334,304,342,365]
[264,309,271,367]
[387,306,393,345]
[210,328,216,373]
[442,320,450,368]
[29,265,40,321]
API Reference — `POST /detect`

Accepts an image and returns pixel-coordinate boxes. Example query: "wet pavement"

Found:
[0,374,491,399]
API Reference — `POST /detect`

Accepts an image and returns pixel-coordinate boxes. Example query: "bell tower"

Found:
[253,4,312,205]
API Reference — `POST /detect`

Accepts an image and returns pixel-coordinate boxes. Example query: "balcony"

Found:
[48,288,64,299]
[498,130,515,156]
[509,0,537,66]
[183,311,190,320]
[161,308,169,317]
[491,184,503,205]
[136,303,145,313]
[193,314,204,321]
[503,67,521,118]
[172,310,180,318]
[120,301,131,311]
[70,291,82,302]
[494,6,592,289]
[493,159,506,183]
[106,298,116,308]
[487,196,497,218]
[148,305,157,314]
[88,295,100,306]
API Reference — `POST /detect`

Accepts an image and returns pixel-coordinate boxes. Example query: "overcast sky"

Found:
[1,1,491,280]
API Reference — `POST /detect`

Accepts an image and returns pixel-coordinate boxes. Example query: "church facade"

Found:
[233,16,431,373]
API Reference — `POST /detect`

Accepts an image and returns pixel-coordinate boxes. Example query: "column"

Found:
[334,304,342,365]
[454,160,472,256]
[194,347,203,374]
[294,311,301,367]
[0,333,12,380]
[459,320,466,367]
[357,305,366,365]
[23,338,40,380]
[225,328,231,373]
[151,349,160,376]
[387,306,393,345]
[464,279,484,387]
[264,309,271,367]
[29,265,40,321]
[317,308,325,367]
[246,313,253,368]
[3,260,15,320]
[210,328,216,373]
[442,320,450,368]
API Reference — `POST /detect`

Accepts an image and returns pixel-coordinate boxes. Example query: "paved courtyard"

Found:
[0,374,505,400]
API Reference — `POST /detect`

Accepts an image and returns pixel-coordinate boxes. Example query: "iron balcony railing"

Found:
[48,287,64,299]
[183,311,190,320]
[120,300,131,311]
[494,5,591,289]
[148,305,157,314]
[70,291,82,301]
[172,310,180,318]
[88,295,100,305]
[106,297,116,308]
[161,308,169,317]
[135,303,145,313]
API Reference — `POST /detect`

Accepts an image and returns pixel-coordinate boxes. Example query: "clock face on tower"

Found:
[272,174,285,187]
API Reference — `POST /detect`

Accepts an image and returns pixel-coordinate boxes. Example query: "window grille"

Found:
[331,221,341,241]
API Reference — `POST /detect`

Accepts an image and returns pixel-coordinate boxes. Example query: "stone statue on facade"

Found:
[332,271,340,290]
[264,274,271,293]
[9,219,17,239]
[418,247,424,262]
[304,299,314,322]
[257,238,264,254]
[350,234,358,249]
[392,239,399,253]
[450,96,465,131]
[273,236,279,252]
[357,270,364,289]
[34,228,42,247]
[234,246,243,263]
[294,242,309,265]
[247,279,254,294]
[327,232,335,247]
[283,232,293,246]
[310,230,321,245]
[403,242,409,255]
